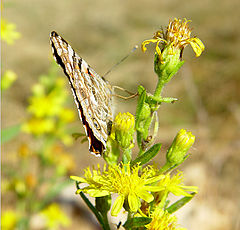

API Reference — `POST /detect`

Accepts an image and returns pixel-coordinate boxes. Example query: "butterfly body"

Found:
[50,31,113,155]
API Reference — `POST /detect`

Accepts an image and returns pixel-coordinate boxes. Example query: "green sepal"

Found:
[123,217,152,229]
[154,52,185,84]
[131,143,162,166]
[1,124,21,144]
[166,192,196,214]
[96,195,111,213]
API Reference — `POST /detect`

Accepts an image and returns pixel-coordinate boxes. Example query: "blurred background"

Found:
[2,0,240,229]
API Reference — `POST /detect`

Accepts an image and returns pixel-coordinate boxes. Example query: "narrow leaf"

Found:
[72,132,86,140]
[1,124,21,144]
[166,192,196,214]
[131,143,162,166]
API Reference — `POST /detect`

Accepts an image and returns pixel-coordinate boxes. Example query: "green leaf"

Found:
[123,217,152,229]
[72,132,86,140]
[166,192,196,214]
[1,124,21,144]
[80,137,88,143]
[131,143,162,166]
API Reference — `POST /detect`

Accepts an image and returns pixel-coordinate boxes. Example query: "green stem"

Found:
[102,212,111,230]
[122,148,132,164]
[153,79,164,98]
[77,183,110,230]
[159,162,174,174]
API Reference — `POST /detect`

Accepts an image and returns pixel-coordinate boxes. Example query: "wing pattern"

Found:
[50,31,113,155]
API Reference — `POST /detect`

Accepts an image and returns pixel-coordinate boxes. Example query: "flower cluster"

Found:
[69,17,204,230]
[22,66,76,145]
[145,206,186,230]
[72,163,165,216]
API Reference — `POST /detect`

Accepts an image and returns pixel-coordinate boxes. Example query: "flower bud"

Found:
[112,112,135,149]
[166,129,195,166]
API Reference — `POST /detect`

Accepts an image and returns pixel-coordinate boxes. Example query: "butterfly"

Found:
[50,31,113,156]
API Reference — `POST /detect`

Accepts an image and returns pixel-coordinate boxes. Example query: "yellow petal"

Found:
[70,176,87,183]
[189,38,205,57]
[155,40,162,57]
[136,189,154,203]
[143,185,165,192]
[141,39,158,52]
[87,189,110,197]
[111,195,124,216]
[144,174,165,185]
[128,192,139,212]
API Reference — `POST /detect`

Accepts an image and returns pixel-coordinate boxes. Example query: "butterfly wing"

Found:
[50,31,113,155]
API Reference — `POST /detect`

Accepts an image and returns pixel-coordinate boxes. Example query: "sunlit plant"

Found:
[2,63,75,229]
[71,18,204,230]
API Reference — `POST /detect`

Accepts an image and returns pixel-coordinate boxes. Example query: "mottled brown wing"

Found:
[50,31,113,155]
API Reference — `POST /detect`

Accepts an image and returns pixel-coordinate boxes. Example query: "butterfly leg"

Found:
[112,85,138,100]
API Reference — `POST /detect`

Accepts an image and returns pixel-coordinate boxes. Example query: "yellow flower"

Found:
[1,210,19,230]
[25,173,37,189]
[71,163,165,216]
[1,19,21,45]
[145,206,186,230]
[21,118,55,135]
[1,70,18,90]
[157,171,198,197]
[142,18,205,60]
[59,108,76,123]
[28,93,64,118]
[18,143,32,158]
[40,203,70,229]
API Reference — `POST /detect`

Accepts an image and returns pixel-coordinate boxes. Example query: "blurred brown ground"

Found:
[2,0,240,229]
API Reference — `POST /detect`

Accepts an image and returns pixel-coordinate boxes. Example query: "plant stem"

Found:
[122,148,132,164]
[153,79,164,98]
[77,184,110,230]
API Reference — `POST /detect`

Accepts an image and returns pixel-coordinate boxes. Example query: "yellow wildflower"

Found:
[40,203,70,229]
[1,19,21,45]
[1,70,18,90]
[157,171,198,197]
[21,118,55,135]
[145,206,186,230]
[142,18,205,60]
[71,163,165,216]
[1,210,19,230]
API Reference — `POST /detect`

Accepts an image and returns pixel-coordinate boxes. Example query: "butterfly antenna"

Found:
[103,45,138,77]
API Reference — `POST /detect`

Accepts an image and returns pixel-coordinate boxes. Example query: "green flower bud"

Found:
[166,129,195,166]
[96,195,111,213]
[112,112,135,150]
[154,45,184,84]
